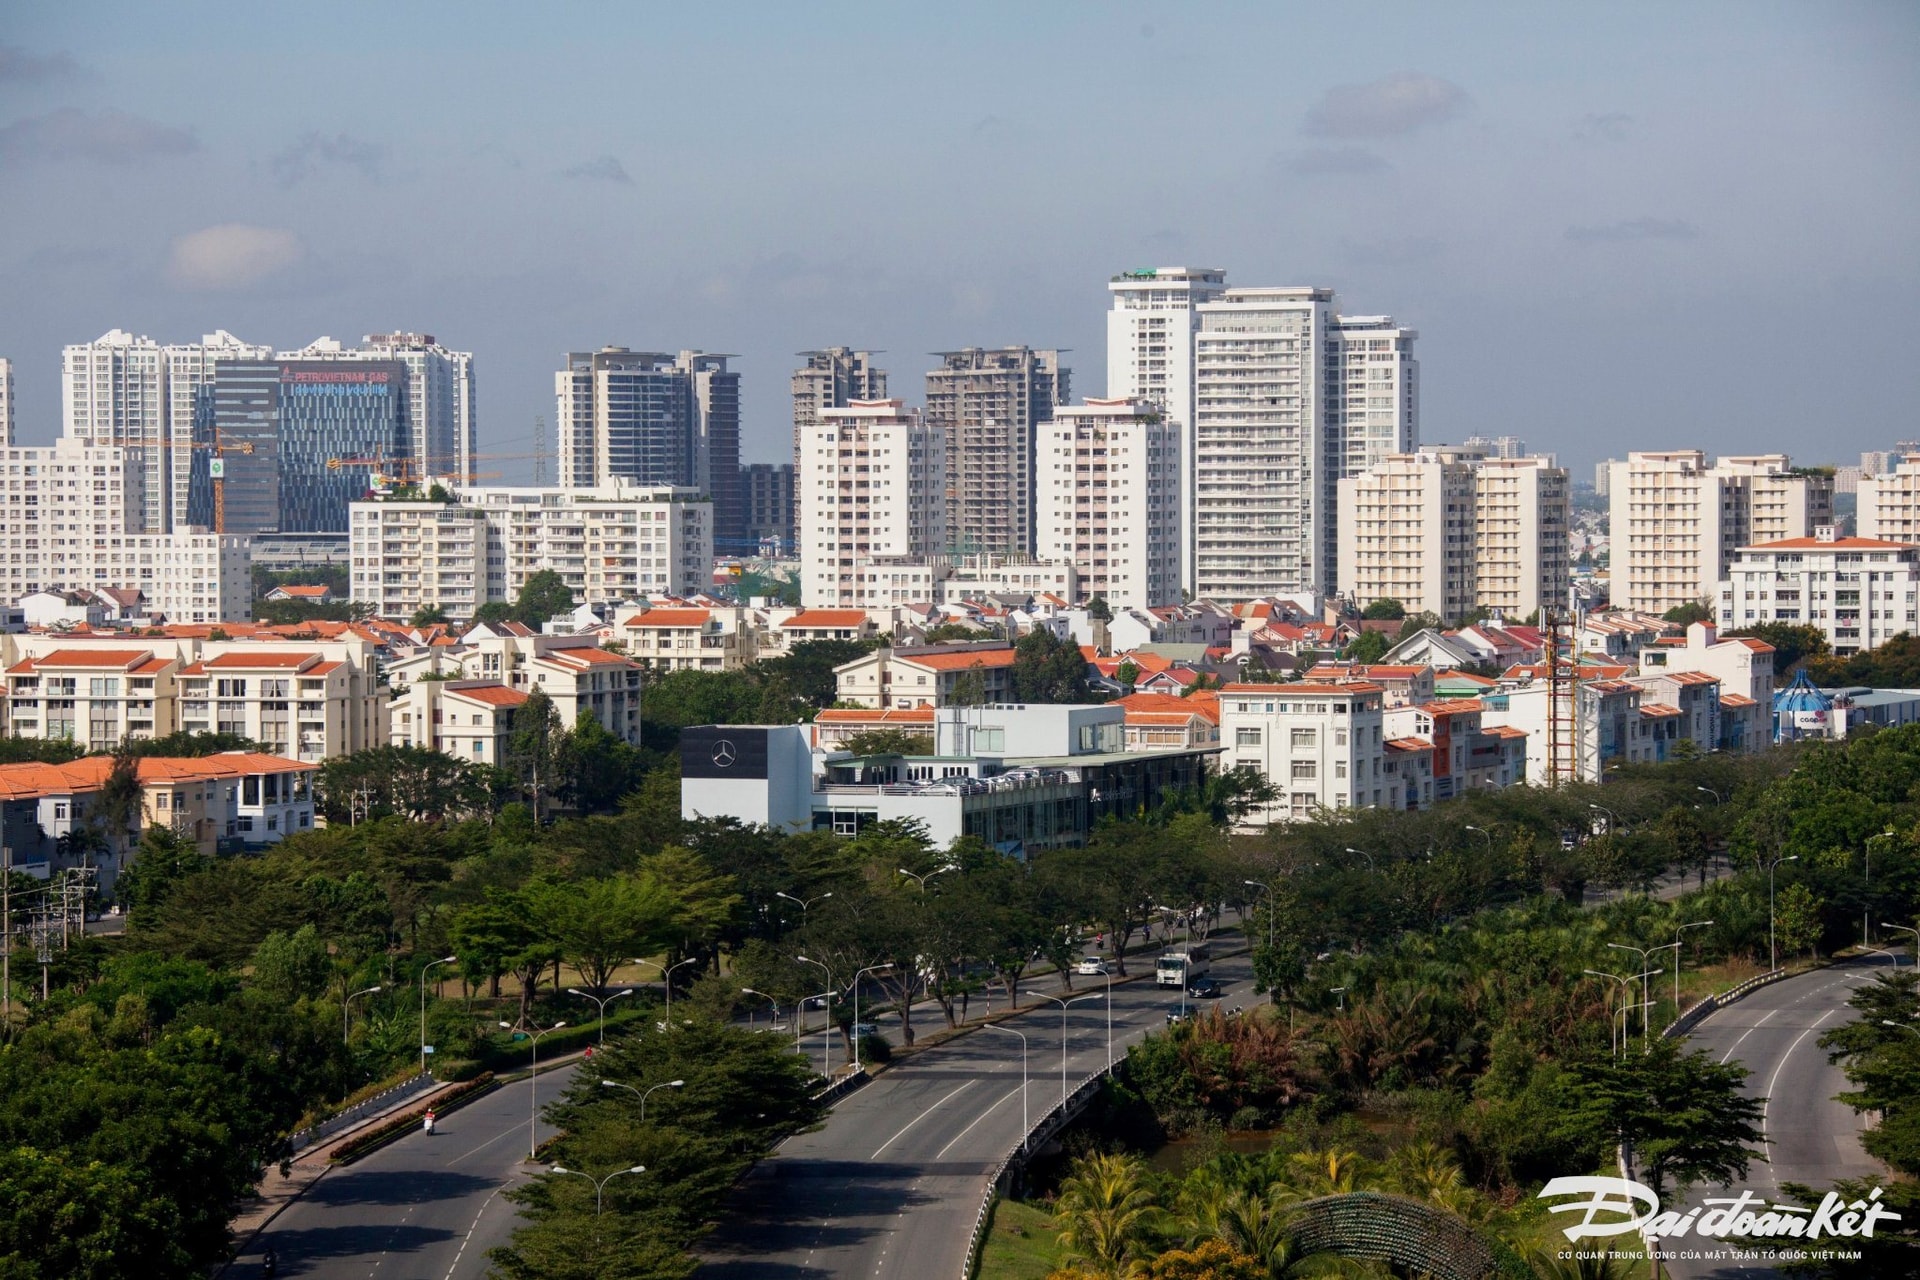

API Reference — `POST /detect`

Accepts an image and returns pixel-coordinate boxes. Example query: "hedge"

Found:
[330,1074,497,1164]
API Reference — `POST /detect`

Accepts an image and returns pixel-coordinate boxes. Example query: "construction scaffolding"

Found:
[1544,609,1580,786]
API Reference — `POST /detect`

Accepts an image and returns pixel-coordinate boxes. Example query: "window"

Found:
[1290,727,1316,748]
[1290,759,1318,780]
[1235,726,1263,747]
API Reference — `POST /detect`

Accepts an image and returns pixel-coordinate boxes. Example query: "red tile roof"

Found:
[1639,703,1683,717]
[1721,693,1758,707]
[1220,681,1383,695]
[541,647,637,668]
[815,707,937,724]
[903,648,1019,672]
[448,684,530,707]
[1386,736,1435,752]
[24,649,152,668]
[781,610,870,628]
[275,585,331,598]
[623,609,713,628]
[203,651,319,670]
[1747,536,1916,550]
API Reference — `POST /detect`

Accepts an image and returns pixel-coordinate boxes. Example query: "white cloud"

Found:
[166,224,305,290]
[0,108,196,164]
[1304,72,1470,138]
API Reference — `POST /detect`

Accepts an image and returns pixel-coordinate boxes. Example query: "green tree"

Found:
[473,600,515,625]
[1663,601,1714,627]
[528,874,681,993]
[0,737,85,764]
[116,825,210,925]
[1567,1038,1764,1198]
[314,745,490,824]
[1726,622,1828,675]
[1819,969,1920,1174]
[1362,597,1406,620]
[249,924,332,1003]
[410,603,450,627]
[921,622,985,644]
[506,688,565,821]
[949,667,988,707]
[512,569,579,628]
[1775,881,1823,958]
[1052,1152,1166,1280]
[1011,627,1092,703]
[118,731,263,758]
[557,712,647,813]
[758,638,875,707]
[1086,596,1113,622]
[1343,629,1391,663]
[840,729,933,756]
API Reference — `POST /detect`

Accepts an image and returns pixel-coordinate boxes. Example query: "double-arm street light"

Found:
[567,987,634,1045]
[1606,943,1658,1047]
[499,1018,567,1160]
[550,1164,646,1216]
[1025,989,1106,1108]
[601,1077,684,1121]
[850,962,893,1070]
[419,956,457,1074]
[1770,854,1800,971]
[1657,921,1716,1014]
[1584,969,1635,1058]
[629,957,698,1029]
[344,984,383,1045]
[979,1023,1030,1146]
[796,955,835,1077]
[897,866,955,892]
[775,890,832,919]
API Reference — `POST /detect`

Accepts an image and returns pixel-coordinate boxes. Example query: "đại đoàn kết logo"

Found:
[1538,1176,1900,1246]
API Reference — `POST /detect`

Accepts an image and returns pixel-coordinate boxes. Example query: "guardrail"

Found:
[814,1066,870,1106]
[958,1063,1112,1279]
[1658,968,1784,1041]
[289,1072,435,1154]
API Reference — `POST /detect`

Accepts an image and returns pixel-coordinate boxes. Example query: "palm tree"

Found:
[1053,1152,1166,1279]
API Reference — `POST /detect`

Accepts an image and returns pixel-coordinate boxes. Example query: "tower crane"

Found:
[180,436,255,534]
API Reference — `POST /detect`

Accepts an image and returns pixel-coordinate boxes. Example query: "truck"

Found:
[1154,945,1211,988]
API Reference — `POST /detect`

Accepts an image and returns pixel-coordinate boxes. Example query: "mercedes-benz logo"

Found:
[711,739,737,768]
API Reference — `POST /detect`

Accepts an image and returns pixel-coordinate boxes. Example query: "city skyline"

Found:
[2,4,1914,477]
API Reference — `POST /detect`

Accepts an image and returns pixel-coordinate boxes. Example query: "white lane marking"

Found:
[870,1080,976,1160]
[933,1085,1023,1161]
[1717,1009,1777,1064]
[1759,1009,1837,1190]
[443,1183,507,1279]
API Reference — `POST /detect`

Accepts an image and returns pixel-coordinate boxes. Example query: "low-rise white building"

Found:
[350,480,712,620]
[391,679,529,766]
[616,605,757,672]
[833,644,1019,709]
[1716,531,1920,658]
[1218,681,1389,823]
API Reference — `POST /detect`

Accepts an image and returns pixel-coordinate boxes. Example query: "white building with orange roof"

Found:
[391,679,531,766]
[0,751,315,887]
[1112,690,1220,752]
[1637,621,1773,752]
[176,649,385,762]
[1717,530,1920,656]
[809,706,938,751]
[1218,680,1388,824]
[615,604,756,672]
[1480,669,1652,783]
[1301,662,1435,709]
[763,607,882,652]
[527,645,644,744]
[832,643,1019,709]
[3,647,181,749]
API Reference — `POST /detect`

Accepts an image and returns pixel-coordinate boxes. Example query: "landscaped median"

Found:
[330,1073,498,1165]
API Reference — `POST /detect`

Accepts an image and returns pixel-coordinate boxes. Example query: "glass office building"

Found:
[190,359,410,533]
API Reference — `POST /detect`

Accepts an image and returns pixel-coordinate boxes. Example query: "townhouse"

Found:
[833,643,1020,709]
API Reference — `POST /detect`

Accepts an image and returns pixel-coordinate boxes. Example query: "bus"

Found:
[1154,945,1212,988]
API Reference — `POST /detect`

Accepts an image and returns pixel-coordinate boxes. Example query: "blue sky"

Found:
[3,2,1916,477]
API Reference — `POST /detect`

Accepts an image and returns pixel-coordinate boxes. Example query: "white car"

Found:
[1074,957,1109,976]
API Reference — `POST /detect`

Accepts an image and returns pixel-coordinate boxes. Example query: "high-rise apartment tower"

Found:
[925,346,1069,557]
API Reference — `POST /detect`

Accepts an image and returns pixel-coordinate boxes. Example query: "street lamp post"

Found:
[1658,920,1717,1015]
[344,984,383,1045]
[1463,824,1495,850]
[1770,854,1800,971]
[740,987,780,1028]
[1606,943,1657,1047]
[1867,831,1896,948]
[601,1077,685,1121]
[774,890,832,921]
[1695,785,1723,805]
[1588,803,1618,834]
[1343,846,1378,872]
[897,866,955,892]
[1881,1020,1920,1040]
[549,1164,647,1216]
[629,957,697,1029]
[419,955,457,1075]
[499,1019,567,1160]
[1243,878,1276,1007]
[1883,922,1920,964]
[1025,989,1105,1109]
[1329,986,1347,1012]
[979,1023,1030,1147]
[1584,969,1634,1059]
[567,987,634,1045]
[849,962,893,1070]
[796,953,835,1077]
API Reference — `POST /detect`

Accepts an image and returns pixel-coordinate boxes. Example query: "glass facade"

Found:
[191,360,410,533]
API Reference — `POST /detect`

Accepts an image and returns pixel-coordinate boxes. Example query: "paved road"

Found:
[696,949,1256,1280]
[231,1064,577,1279]
[1659,956,1898,1279]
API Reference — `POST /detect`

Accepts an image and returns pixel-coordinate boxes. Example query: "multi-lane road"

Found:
[695,949,1255,1280]
[232,1062,576,1278]
[1660,956,1899,1279]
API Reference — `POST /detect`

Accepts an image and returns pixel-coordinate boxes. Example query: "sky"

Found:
[3,2,1917,481]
